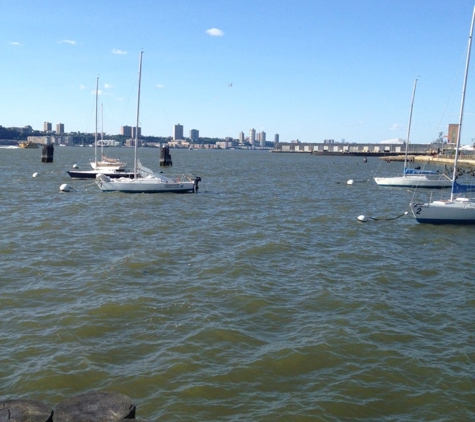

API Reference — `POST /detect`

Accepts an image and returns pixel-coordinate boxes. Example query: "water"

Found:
[0,147,473,421]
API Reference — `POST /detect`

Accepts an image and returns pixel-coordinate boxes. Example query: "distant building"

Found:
[249,128,256,146]
[121,126,132,137]
[258,131,266,147]
[56,123,64,134]
[131,126,141,139]
[448,124,459,144]
[239,131,245,144]
[190,129,199,142]
[44,122,52,132]
[173,124,184,140]
[274,133,279,144]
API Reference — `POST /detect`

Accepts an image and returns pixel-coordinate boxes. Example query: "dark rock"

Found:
[0,399,53,422]
[54,391,135,421]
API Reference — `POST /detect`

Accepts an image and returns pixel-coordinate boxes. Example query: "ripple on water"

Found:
[1,151,474,420]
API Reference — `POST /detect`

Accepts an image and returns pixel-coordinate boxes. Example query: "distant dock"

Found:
[382,154,475,169]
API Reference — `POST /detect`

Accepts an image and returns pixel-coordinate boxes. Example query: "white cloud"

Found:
[9,41,23,46]
[60,39,76,45]
[389,123,401,131]
[206,28,224,37]
[104,83,113,89]
[155,84,165,89]
[91,89,103,95]
[79,84,86,90]
[112,49,127,55]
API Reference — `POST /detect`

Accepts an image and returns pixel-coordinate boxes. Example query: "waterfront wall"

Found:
[273,142,447,155]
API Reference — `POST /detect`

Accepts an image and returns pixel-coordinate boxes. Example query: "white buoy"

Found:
[60,184,72,192]
[357,215,368,222]
[73,164,79,169]
[347,179,354,185]
[32,172,39,178]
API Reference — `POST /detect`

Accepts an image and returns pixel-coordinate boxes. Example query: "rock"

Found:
[0,399,53,422]
[54,391,135,421]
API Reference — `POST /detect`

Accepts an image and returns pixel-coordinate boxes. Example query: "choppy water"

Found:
[0,146,474,421]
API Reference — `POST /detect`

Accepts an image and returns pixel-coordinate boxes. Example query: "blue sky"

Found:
[3,0,475,144]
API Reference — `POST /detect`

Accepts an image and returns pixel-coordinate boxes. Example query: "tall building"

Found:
[239,131,245,144]
[173,123,184,140]
[448,124,459,144]
[121,126,132,137]
[131,126,141,139]
[44,122,52,132]
[190,129,199,142]
[274,133,279,144]
[56,123,64,134]
[249,128,256,146]
[258,131,266,147]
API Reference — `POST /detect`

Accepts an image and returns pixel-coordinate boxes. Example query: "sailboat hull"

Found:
[374,175,452,188]
[67,170,135,179]
[96,174,197,193]
[411,199,475,224]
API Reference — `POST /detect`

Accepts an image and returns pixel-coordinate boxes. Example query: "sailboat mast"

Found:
[134,51,143,179]
[101,102,104,158]
[94,76,99,165]
[451,6,475,200]
[403,78,418,174]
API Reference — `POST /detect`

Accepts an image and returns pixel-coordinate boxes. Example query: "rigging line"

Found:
[357,211,409,222]
[73,181,98,191]
[436,46,467,133]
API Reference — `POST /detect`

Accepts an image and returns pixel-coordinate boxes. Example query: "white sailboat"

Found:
[95,52,201,194]
[374,78,452,188]
[68,77,133,179]
[411,5,475,224]
[90,102,127,171]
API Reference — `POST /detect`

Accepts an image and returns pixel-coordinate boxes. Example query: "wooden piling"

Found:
[160,145,172,166]
[41,144,54,163]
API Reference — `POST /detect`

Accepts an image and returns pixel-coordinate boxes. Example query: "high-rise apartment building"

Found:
[239,131,245,144]
[56,123,64,134]
[258,131,266,147]
[173,124,184,140]
[44,122,52,132]
[249,128,256,146]
[190,129,199,142]
[121,126,132,137]
[131,126,141,139]
[274,134,279,143]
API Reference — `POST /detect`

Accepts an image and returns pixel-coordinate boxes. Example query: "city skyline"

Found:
[3,1,475,145]
[13,120,277,144]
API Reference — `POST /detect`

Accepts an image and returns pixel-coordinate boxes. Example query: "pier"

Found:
[381,154,475,169]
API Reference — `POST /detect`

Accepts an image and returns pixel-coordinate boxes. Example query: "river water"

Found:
[0,146,473,421]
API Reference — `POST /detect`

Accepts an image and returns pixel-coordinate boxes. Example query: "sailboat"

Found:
[67,77,134,180]
[90,102,127,171]
[95,52,201,193]
[374,78,452,188]
[411,5,475,224]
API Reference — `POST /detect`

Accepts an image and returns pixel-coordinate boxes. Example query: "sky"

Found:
[3,0,475,145]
